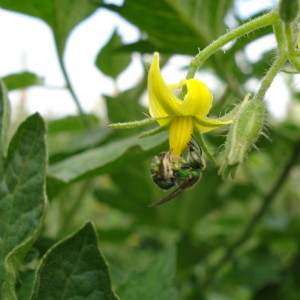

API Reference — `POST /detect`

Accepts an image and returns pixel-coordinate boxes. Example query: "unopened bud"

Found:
[219,96,265,178]
[279,0,299,23]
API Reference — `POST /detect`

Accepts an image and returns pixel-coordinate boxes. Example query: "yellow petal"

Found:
[180,79,213,117]
[169,116,193,156]
[148,53,181,124]
[194,116,232,133]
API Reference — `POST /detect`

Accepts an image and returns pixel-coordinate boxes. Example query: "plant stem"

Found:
[290,56,300,71]
[202,137,300,289]
[248,19,287,102]
[57,54,91,129]
[251,53,287,102]
[186,10,279,79]
[194,131,216,165]
[285,24,295,53]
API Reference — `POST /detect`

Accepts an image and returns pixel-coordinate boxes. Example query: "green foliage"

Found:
[2,1,300,299]
[30,222,118,300]
[48,132,167,184]
[117,247,177,300]
[2,72,44,91]
[0,83,47,298]
[96,30,132,79]
[101,0,233,54]
[0,81,10,155]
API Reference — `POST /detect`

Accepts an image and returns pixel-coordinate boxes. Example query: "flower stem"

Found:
[290,56,300,72]
[194,131,216,165]
[186,10,279,79]
[248,19,287,103]
[285,24,295,53]
[252,53,287,102]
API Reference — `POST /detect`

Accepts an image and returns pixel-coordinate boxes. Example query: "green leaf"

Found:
[48,115,99,134]
[94,159,157,219]
[48,131,167,185]
[30,221,118,300]
[16,270,36,300]
[117,247,177,300]
[0,113,47,299]
[95,30,132,79]
[0,80,10,157]
[47,115,111,163]
[0,0,98,56]
[105,82,149,137]
[103,0,233,54]
[2,72,44,91]
[118,40,156,54]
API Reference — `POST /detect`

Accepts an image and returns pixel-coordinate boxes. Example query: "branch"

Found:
[57,54,91,129]
[186,10,279,79]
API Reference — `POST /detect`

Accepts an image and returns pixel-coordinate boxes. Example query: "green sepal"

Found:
[219,95,265,178]
[139,126,166,138]
[216,93,250,123]
[108,116,170,129]
[108,117,157,129]
[194,131,216,165]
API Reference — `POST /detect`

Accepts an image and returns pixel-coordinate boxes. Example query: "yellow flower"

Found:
[148,52,232,156]
[109,52,232,157]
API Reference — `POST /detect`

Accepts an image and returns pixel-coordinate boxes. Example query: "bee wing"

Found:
[148,179,190,207]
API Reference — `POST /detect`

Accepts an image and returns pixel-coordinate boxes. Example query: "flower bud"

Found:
[219,96,265,178]
[279,0,299,23]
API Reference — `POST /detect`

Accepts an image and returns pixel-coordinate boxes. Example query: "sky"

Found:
[0,0,290,120]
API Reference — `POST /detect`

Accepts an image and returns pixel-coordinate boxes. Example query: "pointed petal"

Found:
[148,53,181,122]
[180,79,213,117]
[194,116,232,133]
[169,116,193,156]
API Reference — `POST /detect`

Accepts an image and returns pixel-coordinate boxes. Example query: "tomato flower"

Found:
[109,52,232,156]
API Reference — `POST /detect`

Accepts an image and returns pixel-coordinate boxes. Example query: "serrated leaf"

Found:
[0,0,98,56]
[0,80,11,157]
[95,30,132,79]
[30,221,118,300]
[0,113,47,299]
[2,72,44,91]
[117,247,177,300]
[103,0,233,55]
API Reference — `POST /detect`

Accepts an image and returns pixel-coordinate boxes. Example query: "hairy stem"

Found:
[290,56,300,71]
[202,137,300,289]
[186,10,279,79]
[251,53,287,102]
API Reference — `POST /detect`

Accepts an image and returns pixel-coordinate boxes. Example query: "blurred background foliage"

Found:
[1,0,300,299]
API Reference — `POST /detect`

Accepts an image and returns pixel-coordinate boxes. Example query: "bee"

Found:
[149,136,205,207]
